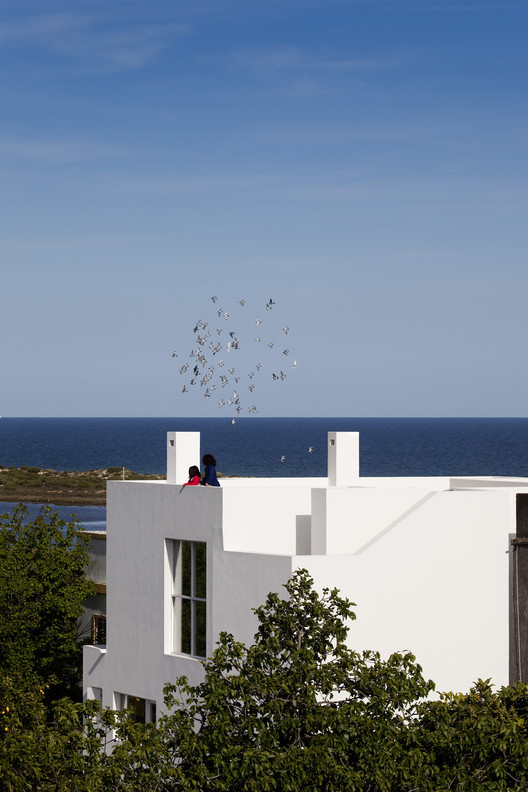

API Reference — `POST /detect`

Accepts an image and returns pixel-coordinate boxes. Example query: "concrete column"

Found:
[327,431,359,486]
[166,432,200,485]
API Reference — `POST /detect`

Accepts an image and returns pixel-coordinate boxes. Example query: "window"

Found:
[115,693,156,723]
[89,686,102,703]
[168,540,207,657]
[91,613,106,645]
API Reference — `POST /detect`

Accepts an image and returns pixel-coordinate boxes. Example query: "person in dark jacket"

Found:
[201,454,220,486]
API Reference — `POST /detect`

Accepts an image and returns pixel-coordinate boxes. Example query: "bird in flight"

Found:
[174,295,297,418]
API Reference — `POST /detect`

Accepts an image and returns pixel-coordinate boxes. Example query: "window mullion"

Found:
[191,543,195,655]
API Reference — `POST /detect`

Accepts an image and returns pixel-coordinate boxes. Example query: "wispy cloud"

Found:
[0,137,128,164]
[0,13,188,71]
[228,45,415,77]
[0,232,154,253]
[84,165,528,217]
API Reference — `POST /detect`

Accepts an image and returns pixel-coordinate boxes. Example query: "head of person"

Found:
[202,453,216,467]
[188,465,200,479]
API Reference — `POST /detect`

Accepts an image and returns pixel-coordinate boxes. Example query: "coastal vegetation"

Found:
[0,466,164,506]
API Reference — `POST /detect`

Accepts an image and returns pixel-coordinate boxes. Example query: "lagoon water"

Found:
[0,500,106,532]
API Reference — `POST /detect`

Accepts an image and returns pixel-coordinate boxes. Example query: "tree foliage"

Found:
[106,569,528,791]
[143,569,434,791]
[0,681,109,792]
[0,504,94,702]
[412,680,528,790]
[2,564,528,790]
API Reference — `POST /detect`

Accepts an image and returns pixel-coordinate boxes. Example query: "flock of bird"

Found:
[172,296,298,425]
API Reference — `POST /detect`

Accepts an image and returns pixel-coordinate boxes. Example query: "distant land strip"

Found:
[0,465,164,506]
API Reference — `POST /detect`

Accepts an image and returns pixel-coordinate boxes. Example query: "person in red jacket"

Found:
[184,465,201,486]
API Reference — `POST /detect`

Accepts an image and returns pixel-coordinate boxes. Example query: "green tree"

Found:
[109,569,435,791]
[0,680,111,792]
[0,504,94,703]
[107,571,528,791]
[2,561,528,790]
[411,679,528,790]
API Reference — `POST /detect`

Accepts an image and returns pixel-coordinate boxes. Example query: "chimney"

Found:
[327,431,359,486]
[166,432,200,485]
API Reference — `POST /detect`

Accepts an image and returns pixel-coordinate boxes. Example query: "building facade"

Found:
[83,431,528,720]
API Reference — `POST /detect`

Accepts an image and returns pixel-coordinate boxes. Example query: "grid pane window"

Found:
[170,540,207,657]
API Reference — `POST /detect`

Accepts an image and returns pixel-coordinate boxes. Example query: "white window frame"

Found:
[166,539,207,658]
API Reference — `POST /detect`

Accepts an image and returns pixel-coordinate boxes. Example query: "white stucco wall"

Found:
[221,485,313,554]
[311,486,439,555]
[84,481,300,710]
[85,481,224,707]
[306,488,514,694]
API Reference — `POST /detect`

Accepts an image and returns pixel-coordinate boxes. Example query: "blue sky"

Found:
[1,0,527,417]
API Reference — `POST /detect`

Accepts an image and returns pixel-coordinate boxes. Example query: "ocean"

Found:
[2,416,528,478]
[2,416,528,529]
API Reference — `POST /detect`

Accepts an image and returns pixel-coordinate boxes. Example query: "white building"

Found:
[83,430,528,720]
